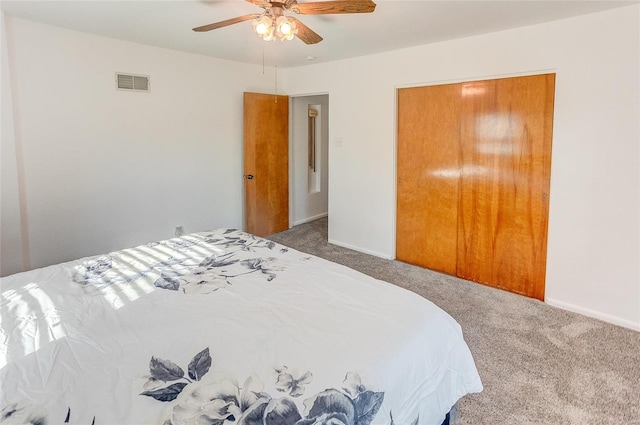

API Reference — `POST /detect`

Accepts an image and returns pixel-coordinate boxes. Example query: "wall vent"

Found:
[116,73,150,92]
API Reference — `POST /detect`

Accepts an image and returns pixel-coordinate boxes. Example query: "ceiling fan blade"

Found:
[289,17,323,44]
[193,14,260,32]
[292,0,376,15]
[245,0,271,7]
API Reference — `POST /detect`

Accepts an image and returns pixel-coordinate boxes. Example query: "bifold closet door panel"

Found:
[396,84,461,275]
[456,74,555,300]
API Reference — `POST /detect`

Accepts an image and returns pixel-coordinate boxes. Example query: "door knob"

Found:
[245,174,254,180]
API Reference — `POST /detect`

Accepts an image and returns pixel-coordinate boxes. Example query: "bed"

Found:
[0,228,482,425]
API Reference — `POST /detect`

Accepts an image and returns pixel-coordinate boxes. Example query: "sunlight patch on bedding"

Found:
[148,243,183,258]
[118,250,155,270]
[96,278,156,310]
[191,244,221,259]
[0,283,68,368]
[119,282,142,303]
[135,279,155,295]
[24,283,66,342]
[99,284,126,310]
[0,328,7,369]
[131,245,174,264]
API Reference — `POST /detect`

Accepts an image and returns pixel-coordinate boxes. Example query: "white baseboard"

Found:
[291,212,328,227]
[327,238,393,260]
[545,297,640,331]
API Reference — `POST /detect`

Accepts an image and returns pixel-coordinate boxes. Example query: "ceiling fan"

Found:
[193,0,377,44]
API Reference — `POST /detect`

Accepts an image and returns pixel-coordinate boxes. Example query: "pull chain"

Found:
[274,64,278,103]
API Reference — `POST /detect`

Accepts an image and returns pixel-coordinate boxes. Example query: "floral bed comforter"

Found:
[0,229,482,425]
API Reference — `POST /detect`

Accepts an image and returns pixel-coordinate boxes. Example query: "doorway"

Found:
[290,94,329,227]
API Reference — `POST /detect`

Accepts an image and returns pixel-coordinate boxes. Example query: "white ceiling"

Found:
[2,0,636,68]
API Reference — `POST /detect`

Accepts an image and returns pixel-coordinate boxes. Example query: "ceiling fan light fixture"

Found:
[194,0,376,45]
[262,28,276,41]
[252,15,273,36]
[276,16,297,40]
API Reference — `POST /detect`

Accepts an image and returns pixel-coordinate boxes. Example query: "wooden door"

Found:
[244,92,289,237]
[396,74,554,301]
[396,84,461,275]
[456,74,555,300]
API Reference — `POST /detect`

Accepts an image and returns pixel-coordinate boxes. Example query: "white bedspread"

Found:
[0,229,482,425]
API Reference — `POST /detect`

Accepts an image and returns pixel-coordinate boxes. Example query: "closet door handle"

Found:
[245,175,254,180]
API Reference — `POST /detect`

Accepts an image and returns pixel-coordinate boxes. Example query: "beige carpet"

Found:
[268,218,640,425]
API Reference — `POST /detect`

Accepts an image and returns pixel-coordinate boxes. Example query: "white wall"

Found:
[1,16,276,274]
[1,12,27,276]
[291,94,329,226]
[283,5,640,330]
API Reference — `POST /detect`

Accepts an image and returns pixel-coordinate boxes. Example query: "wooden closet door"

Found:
[456,74,555,300]
[396,84,461,274]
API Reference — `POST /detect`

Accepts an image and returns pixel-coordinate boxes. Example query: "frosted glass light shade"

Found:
[252,16,273,36]
[253,14,297,42]
[276,16,297,40]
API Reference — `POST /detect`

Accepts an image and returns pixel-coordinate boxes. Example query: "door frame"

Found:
[288,92,330,229]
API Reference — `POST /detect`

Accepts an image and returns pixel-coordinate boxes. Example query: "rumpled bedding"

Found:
[0,229,482,425]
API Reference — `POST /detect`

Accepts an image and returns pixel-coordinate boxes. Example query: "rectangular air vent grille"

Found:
[116,73,150,92]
